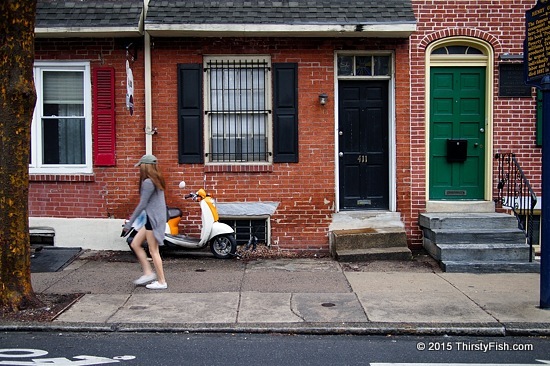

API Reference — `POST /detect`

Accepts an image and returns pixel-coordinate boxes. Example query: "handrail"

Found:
[494,152,537,262]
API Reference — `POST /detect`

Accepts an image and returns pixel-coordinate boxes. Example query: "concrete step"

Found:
[419,212,518,230]
[330,211,404,231]
[419,211,536,273]
[441,260,540,273]
[335,247,412,262]
[422,228,525,245]
[423,240,533,262]
[329,211,410,262]
[425,201,495,213]
[331,227,408,251]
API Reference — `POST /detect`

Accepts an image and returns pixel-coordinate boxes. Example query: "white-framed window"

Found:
[203,55,272,163]
[30,61,93,174]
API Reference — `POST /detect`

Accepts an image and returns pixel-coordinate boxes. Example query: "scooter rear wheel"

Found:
[210,234,237,259]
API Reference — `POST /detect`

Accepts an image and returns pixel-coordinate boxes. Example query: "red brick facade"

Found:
[31,37,410,254]
[29,0,541,253]
[408,0,541,247]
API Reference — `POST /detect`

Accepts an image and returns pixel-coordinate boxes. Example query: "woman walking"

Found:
[123,154,168,289]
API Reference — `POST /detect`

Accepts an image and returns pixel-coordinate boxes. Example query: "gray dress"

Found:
[124,178,167,245]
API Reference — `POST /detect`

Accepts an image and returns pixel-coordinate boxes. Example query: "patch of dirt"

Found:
[340,250,442,273]
[78,250,136,262]
[236,244,328,261]
[79,245,327,263]
[1,293,83,323]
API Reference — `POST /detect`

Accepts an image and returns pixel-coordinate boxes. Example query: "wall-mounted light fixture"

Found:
[319,93,328,106]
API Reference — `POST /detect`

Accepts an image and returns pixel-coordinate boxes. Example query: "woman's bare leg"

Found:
[130,228,154,276]
[145,230,166,284]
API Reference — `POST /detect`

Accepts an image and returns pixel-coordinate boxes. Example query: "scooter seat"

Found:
[167,207,182,219]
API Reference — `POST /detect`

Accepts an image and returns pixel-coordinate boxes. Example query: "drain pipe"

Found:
[142,0,153,154]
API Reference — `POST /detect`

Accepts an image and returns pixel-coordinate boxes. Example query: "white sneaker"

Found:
[133,273,157,285]
[146,281,167,290]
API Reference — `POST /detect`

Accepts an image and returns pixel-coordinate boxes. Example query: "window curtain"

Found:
[43,71,85,165]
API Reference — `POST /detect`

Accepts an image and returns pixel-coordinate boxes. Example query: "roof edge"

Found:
[144,23,417,38]
[35,27,143,38]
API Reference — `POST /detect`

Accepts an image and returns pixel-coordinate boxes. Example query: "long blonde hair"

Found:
[139,163,166,191]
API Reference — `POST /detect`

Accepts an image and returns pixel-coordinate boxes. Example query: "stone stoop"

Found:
[419,212,540,273]
[329,211,411,262]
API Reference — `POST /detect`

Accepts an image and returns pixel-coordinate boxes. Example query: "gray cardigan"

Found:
[124,178,167,245]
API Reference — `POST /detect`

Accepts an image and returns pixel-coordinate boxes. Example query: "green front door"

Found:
[430,67,486,200]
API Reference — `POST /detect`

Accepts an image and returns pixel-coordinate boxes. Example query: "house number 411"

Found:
[357,155,368,163]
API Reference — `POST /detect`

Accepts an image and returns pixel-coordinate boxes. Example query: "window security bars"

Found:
[205,59,270,162]
[220,218,267,246]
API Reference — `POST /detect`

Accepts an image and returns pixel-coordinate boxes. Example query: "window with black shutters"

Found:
[177,59,298,164]
[204,56,271,163]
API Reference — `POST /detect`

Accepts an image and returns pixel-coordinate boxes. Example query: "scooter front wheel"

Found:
[210,234,237,259]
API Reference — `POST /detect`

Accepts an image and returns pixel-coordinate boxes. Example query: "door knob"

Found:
[339,152,343,158]
[479,128,485,133]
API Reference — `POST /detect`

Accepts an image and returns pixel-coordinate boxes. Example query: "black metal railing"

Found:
[494,152,538,261]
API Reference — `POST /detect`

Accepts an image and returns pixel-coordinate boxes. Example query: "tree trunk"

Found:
[0,0,39,312]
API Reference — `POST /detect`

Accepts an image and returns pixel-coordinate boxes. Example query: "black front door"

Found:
[338,80,389,210]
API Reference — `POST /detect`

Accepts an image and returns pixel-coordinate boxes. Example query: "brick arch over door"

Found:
[418,28,502,55]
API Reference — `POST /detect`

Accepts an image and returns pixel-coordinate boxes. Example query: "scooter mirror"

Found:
[179,181,186,189]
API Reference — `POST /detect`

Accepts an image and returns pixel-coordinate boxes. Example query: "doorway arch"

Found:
[424,37,494,206]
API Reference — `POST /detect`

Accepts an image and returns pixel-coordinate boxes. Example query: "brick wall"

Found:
[32,7,536,253]
[32,38,144,220]
[30,36,410,254]
[150,37,409,253]
[409,0,541,247]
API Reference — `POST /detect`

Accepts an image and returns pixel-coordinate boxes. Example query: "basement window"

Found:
[216,201,278,246]
[220,218,268,246]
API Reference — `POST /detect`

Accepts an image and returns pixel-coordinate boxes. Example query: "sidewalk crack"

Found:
[289,293,306,321]
[435,273,500,322]
[105,293,132,324]
[235,263,248,323]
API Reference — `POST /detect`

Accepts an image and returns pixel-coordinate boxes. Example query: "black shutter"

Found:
[273,63,298,163]
[178,64,203,163]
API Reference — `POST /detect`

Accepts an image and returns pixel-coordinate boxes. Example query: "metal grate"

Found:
[205,59,270,162]
[220,218,267,246]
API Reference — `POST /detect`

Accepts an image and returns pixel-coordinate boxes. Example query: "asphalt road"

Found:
[1,332,549,365]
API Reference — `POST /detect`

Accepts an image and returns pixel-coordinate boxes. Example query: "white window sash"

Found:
[30,61,93,174]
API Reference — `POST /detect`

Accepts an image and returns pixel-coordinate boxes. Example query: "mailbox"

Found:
[446,139,467,163]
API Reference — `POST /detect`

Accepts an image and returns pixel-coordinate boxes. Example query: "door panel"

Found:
[339,80,389,209]
[430,67,485,200]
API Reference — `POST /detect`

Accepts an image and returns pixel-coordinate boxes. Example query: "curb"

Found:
[2,321,550,336]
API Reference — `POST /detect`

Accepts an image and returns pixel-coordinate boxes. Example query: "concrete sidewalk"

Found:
[9,251,550,335]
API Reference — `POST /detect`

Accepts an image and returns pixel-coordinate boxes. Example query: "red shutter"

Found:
[93,67,116,166]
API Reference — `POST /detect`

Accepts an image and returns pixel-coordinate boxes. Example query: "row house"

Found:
[30,0,542,271]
